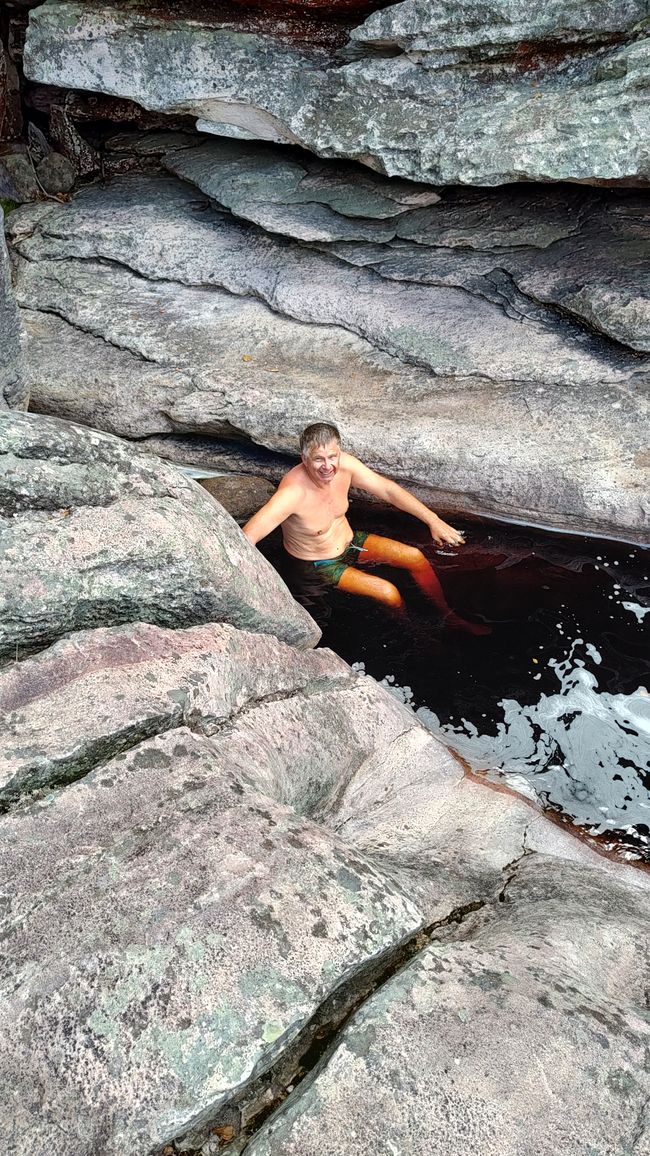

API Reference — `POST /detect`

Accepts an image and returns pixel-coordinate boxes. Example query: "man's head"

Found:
[299,422,341,485]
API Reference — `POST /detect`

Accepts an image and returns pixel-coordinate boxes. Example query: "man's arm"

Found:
[242,482,301,546]
[343,453,465,547]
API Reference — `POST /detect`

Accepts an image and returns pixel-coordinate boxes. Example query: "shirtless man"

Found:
[243,422,484,630]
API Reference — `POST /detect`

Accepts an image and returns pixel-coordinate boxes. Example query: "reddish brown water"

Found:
[262,507,650,863]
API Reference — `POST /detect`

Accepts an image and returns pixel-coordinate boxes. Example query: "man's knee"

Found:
[375,579,404,608]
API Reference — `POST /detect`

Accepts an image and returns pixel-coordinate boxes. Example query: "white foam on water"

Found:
[621,601,650,624]
[414,639,650,836]
[357,642,650,841]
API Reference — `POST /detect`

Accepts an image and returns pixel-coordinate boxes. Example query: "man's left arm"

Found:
[344,453,465,547]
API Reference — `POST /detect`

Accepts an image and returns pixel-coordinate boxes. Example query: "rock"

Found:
[167,137,650,352]
[49,99,100,177]
[0,619,347,804]
[9,177,650,541]
[164,136,440,244]
[0,207,25,410]
[246,858,650,1156]
[0,45,22,141]
[198,473,275,520]
[138,434,292,482]
[27,121,51,165]
[23,0,650,186]
[352,0,650,58]
[35,149,75,194]
[0,411,319,658]
[0,151,39,202]
[0,726,424,1156]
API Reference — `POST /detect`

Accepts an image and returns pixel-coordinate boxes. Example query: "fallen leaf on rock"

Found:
[241,354,253,362]
[211,1124,236,1144]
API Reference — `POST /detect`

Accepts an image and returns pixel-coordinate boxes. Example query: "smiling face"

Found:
[303,439,341,486]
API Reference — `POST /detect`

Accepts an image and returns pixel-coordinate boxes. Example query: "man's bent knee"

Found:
[376,580,404,608]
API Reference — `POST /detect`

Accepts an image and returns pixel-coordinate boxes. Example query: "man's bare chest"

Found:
[292,479,350,535]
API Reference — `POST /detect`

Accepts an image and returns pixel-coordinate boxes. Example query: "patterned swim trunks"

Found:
[311,530,369,586]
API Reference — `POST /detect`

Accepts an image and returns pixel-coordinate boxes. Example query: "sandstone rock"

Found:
[0,620,347,803]
[247,857,650,1156]
[27,121,51,165]
[164,137,440,244]
[0,207,25,409]
[138,434,292,481]
[352,0,650,57]
[0,411,319,657]
[0,726,424,1156]
[198,472,275,520]
[49,99,100,177]
[167,137,650,352]
[35,149,75,193]
[10,178,650,540]
[23,0,650,185]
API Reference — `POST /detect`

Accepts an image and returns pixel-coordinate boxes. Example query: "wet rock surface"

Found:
[0,411,318,657]
[9,171,649,540]
[23,0,650,186]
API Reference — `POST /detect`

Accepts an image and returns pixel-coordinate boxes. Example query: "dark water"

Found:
[261,506,650,862]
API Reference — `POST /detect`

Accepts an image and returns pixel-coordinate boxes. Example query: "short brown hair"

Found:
[299,422,341,457]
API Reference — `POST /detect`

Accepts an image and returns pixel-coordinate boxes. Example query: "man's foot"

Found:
[442,611,492,636]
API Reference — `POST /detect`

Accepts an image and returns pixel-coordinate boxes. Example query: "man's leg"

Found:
[337,565,404,609]
[359,534,451,612]
[359,534,490,633]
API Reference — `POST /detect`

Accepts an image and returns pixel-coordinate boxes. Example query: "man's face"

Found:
[303,440,340,485]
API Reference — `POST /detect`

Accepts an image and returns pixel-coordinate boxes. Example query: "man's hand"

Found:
[429,518,465,547]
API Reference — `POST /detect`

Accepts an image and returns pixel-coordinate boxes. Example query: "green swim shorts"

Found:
[311,530,369,586]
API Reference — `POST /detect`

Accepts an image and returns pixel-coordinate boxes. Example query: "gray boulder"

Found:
[23,0,650,186]
[0,411,318,658]
[166,138,650,353]
[9,178,650,541]
[0,726,424,1156]
[247,857,650,1156]
[0,208,25,410]
[35,150,75,194]
[0,152,39,203]
[0,620,347,804]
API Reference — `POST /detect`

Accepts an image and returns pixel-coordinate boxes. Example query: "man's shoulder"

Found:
[278,464,308,494]
[340,451,362,473]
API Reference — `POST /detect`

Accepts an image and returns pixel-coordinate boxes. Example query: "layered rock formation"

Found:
[23,0,650,185]
[10,153,649,540]
[0,206,24,408]
[1,412,648,1154]
[0,411,318,655]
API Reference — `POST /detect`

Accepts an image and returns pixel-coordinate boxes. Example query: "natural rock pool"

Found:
[262,510,650,863]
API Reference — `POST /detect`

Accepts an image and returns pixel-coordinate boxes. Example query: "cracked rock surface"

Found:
[0,411,318,658]
[0,207,25,410]
[246,858,650,1156]
[9,173,650,540]
[23,0,650,186]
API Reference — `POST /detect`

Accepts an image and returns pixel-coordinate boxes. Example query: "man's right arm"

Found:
[242,483,300,546]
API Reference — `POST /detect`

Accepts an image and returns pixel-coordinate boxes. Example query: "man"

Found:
[243,422,486,631]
